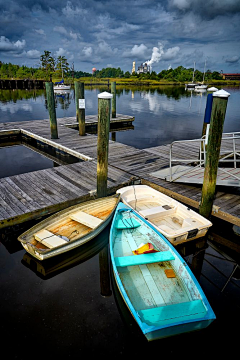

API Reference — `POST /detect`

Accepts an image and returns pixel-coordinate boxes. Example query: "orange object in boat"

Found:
[133,243,158,255]
[165,269,176,278]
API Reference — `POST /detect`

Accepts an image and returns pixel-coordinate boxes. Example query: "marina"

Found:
[0,112,239,229]
[0,85,239,357]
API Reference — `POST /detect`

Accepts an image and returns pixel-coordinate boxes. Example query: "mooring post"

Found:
[111,81,116,118]
[199,89,230,219]
[45,82,58,139]
[75,81,85,136]
[97,91,113,197]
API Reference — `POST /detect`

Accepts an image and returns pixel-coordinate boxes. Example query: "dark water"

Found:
[0,86,240,357]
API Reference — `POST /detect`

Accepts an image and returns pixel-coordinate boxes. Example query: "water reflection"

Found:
[1,86,239,149]
[21,225,110,280]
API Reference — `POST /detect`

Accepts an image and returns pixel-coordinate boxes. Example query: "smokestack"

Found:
[132,61,136,74]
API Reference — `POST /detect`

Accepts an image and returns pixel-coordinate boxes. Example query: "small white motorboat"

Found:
[116,185,212,245]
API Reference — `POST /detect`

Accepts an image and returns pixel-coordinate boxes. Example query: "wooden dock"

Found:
[0,116,239,229]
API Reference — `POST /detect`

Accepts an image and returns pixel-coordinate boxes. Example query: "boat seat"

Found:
[115,217,141,230]
[114,250,175,267]
[70,211,103,229]
[34,229,67,249]
[138,300,207,326]
[139,205,176,219]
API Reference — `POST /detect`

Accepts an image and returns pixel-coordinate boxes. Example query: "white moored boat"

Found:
[116,185,212,245]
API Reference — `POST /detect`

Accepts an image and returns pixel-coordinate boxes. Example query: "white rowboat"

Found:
[116,185,212,245]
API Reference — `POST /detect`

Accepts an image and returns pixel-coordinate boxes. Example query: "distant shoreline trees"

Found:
[0,57,225,82]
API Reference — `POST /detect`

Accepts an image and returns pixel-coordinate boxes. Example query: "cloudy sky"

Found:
[0,0,240,74]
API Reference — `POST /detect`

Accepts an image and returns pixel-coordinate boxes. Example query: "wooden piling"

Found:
[111,81,116,118]
[74,81,85,136]
[45,82,58,139]
[199,89,230,219]
[97,91,113,197]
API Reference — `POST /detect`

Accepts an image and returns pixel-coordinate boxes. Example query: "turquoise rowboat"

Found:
[109,202,216,341]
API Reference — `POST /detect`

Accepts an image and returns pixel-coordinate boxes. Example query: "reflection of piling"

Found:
[191,239,206,280]
[45,82,58,139]
[111,81,116,118]
[97,92,113,198]
[99,245,112,297]
[75,81,85,136]
[111,132,116,141]
[199,90,230,219]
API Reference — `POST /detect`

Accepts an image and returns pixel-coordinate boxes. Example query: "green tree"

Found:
[56,56,69,78]
[40,51,55,78]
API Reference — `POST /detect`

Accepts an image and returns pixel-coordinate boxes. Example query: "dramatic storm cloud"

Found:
[0,0,239,73]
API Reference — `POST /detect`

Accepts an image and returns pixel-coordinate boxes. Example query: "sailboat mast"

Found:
[192,61,195,83]
[203,60,206,84]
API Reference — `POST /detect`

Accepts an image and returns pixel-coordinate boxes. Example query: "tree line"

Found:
[0,51,223,81]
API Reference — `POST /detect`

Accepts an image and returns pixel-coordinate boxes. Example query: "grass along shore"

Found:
[54,77,240,87]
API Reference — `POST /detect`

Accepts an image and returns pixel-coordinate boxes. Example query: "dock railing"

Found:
[169,132,240,183]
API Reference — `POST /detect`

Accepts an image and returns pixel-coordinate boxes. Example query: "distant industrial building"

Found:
[137,62,150,74]
[132,61,150,74]
[221,73,240,80]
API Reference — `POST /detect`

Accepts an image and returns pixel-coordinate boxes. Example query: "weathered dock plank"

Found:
[0,116,239,229]
[0,158,133,229]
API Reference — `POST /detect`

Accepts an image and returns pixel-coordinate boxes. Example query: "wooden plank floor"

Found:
[0,118,239,228]
[0,160,132,228]
[59,114,134,127]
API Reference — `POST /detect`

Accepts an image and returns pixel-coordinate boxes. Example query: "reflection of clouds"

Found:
[86,98,93,109]
[128,101,144,113]
[141,92,174,113]
[0,102,33,114]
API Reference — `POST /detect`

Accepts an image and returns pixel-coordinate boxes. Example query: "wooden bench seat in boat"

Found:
[139,205,176,220]
[114,250,175,267]
[70,211,103,229]
[138,299,207,326]
[34,229,68,249]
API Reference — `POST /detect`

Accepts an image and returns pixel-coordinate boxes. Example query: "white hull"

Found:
[195,84,208,90]
[116,185,212,245]
[54,84,71,91]
[185,83,196,88]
